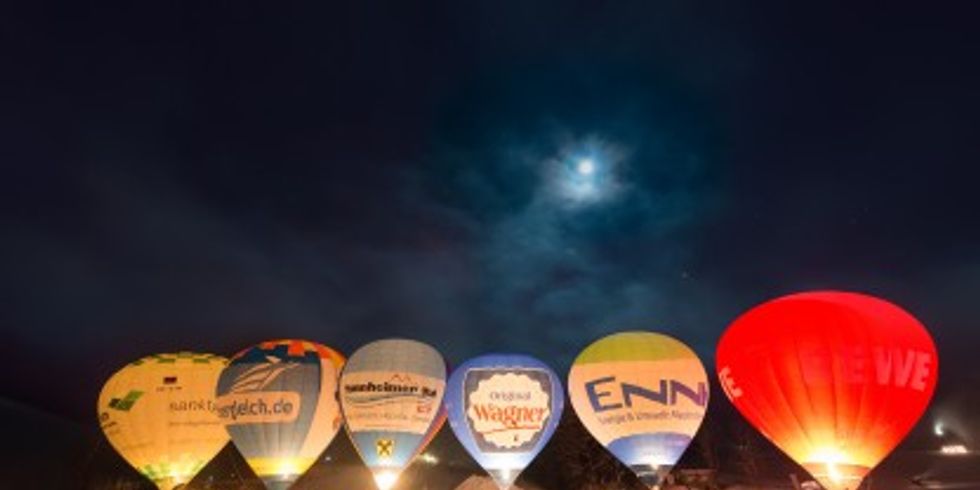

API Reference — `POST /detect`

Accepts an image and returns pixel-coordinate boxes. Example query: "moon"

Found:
[557,156,604,204]
[576,158,596,176]
[545,139,625,207]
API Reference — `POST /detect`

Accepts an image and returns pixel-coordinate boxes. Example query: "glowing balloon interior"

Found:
[716,291,939,490]
[340,339,447,490]
[568,332,709,489]
[215,339,345,490]
[98,352,229,490]
[445,354,564,490]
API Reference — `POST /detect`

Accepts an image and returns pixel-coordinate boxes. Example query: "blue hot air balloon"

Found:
[215,340,346,490]
[339,339,447,490]
[445,354,563,490]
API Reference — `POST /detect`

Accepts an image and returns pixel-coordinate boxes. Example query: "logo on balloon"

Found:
[108,390,144,412]
[168,398,218,414]
[215,392,300,424]
[342,372,442,432]
[376,438,395,457]
[584,376,707,426]
[465,368,552,452]
[216,357,306,424]
[224,360,298,393]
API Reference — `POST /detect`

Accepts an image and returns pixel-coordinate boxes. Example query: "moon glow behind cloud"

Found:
[546,139,626,208]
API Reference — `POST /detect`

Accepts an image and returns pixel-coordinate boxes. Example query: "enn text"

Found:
[585,376,708,412]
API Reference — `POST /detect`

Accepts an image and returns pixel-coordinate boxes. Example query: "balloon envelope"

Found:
[340,339,447,490]
[445,354,564,490]
[568,332,709,489]
[215,339,345,490]
[98,352,229,490]
[716,291,938,490]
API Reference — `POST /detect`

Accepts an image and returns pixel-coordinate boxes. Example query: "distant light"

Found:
[169,471,189,486]
[576,158,596,176]
[419,453,439,465]
[941,444,969,455]
[934,422,945,437]
[277,459,300,479]
[373,470,399,490]
[499,467,513,484]
[809,447,848,486]
[830,463,846,484]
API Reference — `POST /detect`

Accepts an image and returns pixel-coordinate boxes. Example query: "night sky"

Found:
[3,1,979,451]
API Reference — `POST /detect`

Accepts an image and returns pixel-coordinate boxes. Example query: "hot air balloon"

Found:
[215,339,345,490]
[716,291,938,490]
[340,339,447,490]
[97,352,229,490]
[568,332,709,489]
[445,354,563,490]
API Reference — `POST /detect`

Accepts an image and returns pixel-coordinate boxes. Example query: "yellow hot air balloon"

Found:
[98,352,230,490]
[568,332,710,489]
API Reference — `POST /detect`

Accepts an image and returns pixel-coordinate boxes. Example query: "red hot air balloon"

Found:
[716,291,938,490]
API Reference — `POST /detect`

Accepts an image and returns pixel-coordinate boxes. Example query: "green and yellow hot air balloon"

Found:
[98,352,229,490]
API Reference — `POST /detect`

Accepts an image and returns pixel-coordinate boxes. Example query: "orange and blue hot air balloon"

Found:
[716,291,939,490]
[215,339,345,490]
[445,354,563,490]
[568,332,709,489]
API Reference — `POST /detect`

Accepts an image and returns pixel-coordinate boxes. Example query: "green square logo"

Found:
[108,390,144,411]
